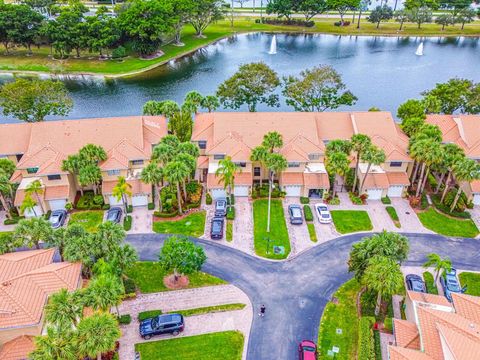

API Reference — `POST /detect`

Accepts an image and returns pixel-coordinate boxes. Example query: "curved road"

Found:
[126,233,480,360]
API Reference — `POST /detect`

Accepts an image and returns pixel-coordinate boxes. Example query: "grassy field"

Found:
[68,210,104,232]
[135,331,244,360]
[138,303,246,321]
[2,18,479,76]
[125,261,226,293]
[459,272,480,296]
[253,199,290,259]
[331,210,373,234]
[417,208,479,238]
[153,211,206,238]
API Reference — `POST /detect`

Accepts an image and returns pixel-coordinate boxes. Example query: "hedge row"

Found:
[357,316,376,360]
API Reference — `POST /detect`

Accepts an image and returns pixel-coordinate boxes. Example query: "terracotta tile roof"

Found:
[197,156,209,169]
[389,346,434,360]
[386,172,410,186]
[393,319,420,350]
[303,173,330,189]
[0,335,35,360]
[13,189,27,207]
[44,185,70,201]
[470,180,480,193]
[407,290,452,308]
[315,112,354,140]
[437,323,480,360]
[9,170,22,184]
[361,172,390,189]
[207,173,223,189]
[102,179,150,195]
[280,173,304,186]
[452,292,480,324]
[234,172,252,186]
[0,248,55,283]
[0,123,32,156]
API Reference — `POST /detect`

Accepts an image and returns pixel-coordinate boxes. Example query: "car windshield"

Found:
[412,282,424,291]
[107,213,117,220]
[216,201,226,208]
[50,214,60,221]
[212,221,222,232]
[319,206,328,211]
[302,346,316,352]
[446,277,461,291]
[291,208,301,217]
[321,214,330,218]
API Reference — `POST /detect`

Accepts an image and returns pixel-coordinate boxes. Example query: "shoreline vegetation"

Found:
[1,17,479,78]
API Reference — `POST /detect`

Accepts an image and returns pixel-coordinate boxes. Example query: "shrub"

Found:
[117,314,131,325]
[186,181,200,195]
[227,206,235,220]
[443,188,469,212]
[358,316,376,360]
[409,195,420,208]
[431,193,471,219]
[102,204,110,210]
[251,184,285,199]
[112,46,127,59]
[138,310,162,321]
[123,277,136,294]
[153,210,178,218]
[303,205,313,221]
[349,192,363,205]
[260,17,315,27]
[93,195,104,205]
[420,193,429,210]
[127,205,133,213]
[43,210,52,220]
[344,168,355,188]
[427,173,438,190]
[384,317,393,333]
[148,202,154,210]
[185,202,201,210]
[326,196,340,205]
[386,206,399,221]
[65,202,73,211]
[300,196,310,204]
[230,194,235,206]
[4,216,24,225]
[423,271,438,294]
[334,20,351,26]
[381,196,391,205]
[123,215,132,231]
[206,193,212,205]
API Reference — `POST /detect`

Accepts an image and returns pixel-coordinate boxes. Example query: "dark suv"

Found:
[406,274,426,293]
[139,314,184,340]
[211,217,224,240]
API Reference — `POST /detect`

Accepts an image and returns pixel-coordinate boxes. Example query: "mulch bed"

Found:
[163,274,190,289]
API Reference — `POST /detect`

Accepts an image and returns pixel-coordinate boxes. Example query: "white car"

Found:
[314,204,332,224]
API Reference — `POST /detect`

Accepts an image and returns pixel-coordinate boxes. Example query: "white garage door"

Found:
[387,185,404,198]
[132,195,148,207]
[285,185,302,197]
[49,199,67,211]
[211,189,227,200]
[473,194,480,206]
[234,186,249,197]
[24,205,43,218]
[367,189,383,200]
[109,195,123,206]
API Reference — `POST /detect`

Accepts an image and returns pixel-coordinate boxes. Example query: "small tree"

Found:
[189,0,226,37]
[449,157,480,211]
[76,313,121,360]
[423,253,452,285]
[141,163,164,211]
[394,9,409,30]
[79,164,102,195]
[20,194,38,217]
[359,145,386,194]
[84,273,124,315]
[327,0,361,25]
[455,7,476,30]
[14,217,53,249]
[112,176,132,213]
[325,151,350,198]
[30,326,77,360]
[350,134,371,193]
[397,99,426,121]
[265,153,287,233]
[201,95,220,112]
[26,179,45,214]
[216,156,240,202]
[368,5,393,28]
[44,289,83,328]
[435,13,453,30]
[250,145,269,186]
[164,161,190,214]
[158,236,207,282]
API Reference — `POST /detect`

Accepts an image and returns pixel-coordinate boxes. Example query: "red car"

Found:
[298,340,317,360]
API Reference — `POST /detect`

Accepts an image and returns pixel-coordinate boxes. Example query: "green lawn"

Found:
[423,271,438,295]
[307,223,317,242]
[138,303,246,321]
[459,272,480,296]
[226,220,233,242]
[253,199,290,260]
[385,206,401,228]
[318,278,362,360]
[68,210,104,232]
[153,211,206,237]
[331,210,373,234]
[125,262,225,293]
[135,331,244,360]
[417,208,479,238]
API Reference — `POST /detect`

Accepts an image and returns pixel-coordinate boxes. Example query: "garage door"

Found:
[49,199,67,211]
[284,185,302,197]
[24,205,43,218]
[234,186,249,197]
[108,195,123,206]
[367,189,383,200]
[473,194,480,206]
[211,189,227,200]
[387,185,404,198]
[132,195,148,207]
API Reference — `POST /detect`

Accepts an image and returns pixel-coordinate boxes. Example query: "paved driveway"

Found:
[283,198,313,255]
[127,207,153,234]
[127,232,480,360]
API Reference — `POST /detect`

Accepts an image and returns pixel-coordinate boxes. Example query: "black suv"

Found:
[139,314,184,340]
[211,217,224,240]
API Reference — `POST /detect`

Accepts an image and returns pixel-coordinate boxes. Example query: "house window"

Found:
[308,153,321,161]
[254,167,261,177]
[235,162,246,168]
[16,154,23,162]
[214,154,225,160]
[131,160,144,166]
[107,169,121,176]
[288,162,300,168]
[198,141,207,149]
[390,161,402,167]
[27,167,38,174]
[47,174,61,181]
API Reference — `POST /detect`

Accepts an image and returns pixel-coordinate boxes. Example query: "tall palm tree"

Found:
[440,145,465,202]
[417,140,442,196]
[184,91,204,114]
[359,145,386,195]
[79,164,102,195]
[14,217,53,249]
[450,158,480,212]
[250,145,269,186]
[325,151,350,198]
[26,179,45,214]
[326,139,352,156]
[141,163,164,211]
[176,153,197,195]
[423,253,452,285]
[350,134,371,193]
[78,144,107,164]
[20,194,38,217]
[95,221,126,257]
[179,141,200,159]
[62,154,83,195]
[84,273,124,315]
[165,161,189,214]
[216,156,241,202]
[363,256,404,316]
[76,313,121,360]
[262,131,283,153]
[265,153,287,233]
[110,244,138,276]
[0,174,14,217]
[30,327,77,360]
[112,176,132,213]
[45,288,83,328]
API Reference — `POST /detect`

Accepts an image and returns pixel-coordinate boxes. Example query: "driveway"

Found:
[283,198,313,256]
[126,232,480,360]
[127,207,153,234]
[468,207,480,238]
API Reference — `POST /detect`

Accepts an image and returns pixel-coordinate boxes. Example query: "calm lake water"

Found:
[0,33,479,123]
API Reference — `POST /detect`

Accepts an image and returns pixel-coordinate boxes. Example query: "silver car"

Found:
[314,204,332,224]
[288,205,303,225]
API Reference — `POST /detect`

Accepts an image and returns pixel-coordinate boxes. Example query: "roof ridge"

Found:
[0,248,55,265]
[17,143,59,168]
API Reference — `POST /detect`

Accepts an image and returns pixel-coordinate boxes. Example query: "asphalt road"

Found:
[126,233,480,360]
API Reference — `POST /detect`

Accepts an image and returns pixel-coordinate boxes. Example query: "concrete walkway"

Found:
[0,211,15,232]
[468,207,480,238]
[117,284,252,360]
[380,332,395,360]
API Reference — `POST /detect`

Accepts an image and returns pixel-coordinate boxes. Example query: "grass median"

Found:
[153,211,206,238]
[331,210,373,234]
[417,208,479,238]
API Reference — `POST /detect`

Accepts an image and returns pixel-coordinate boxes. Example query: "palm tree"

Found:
[417,140,442,196]
[45,289,83,328]
[250,145,269,186]
[450,158,480,212]
[359,145,386,195]
[78,144,107,164]
[141,163,164,211]
[325,151,350,198]
[30,327,77,360]
[262,131,283,153]
[84,273,124,315]
[79,164,102,195]
[326,139,352,156]
[363,256,404,316]
[20,194,38,217]
[201,95,220,112]
[14,217,53,249]
[112,176,132,213]
[179,141,200,159]
[0,174,14,217]
[423,253,452,285]
[110,244,138,276]
[76,313,121,360]
[94,221,126,257]
[62,154,83,195]
[26,179,45,214]
[265,153,287,233]
[176,153,197,196]
[165,161,190,214]
[440,145,465,202]
[216,156,240,202]
[184,91,204,114]
[350,134,371,193]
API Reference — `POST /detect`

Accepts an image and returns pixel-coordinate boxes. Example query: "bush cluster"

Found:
[123,215,132,231]
[303,205,313,221]
[381,196,391,205]
[206,193,213,205]
[334,21,351,26]
[227,206,235,220]
[255,18,315,27]
[431,193,471,219]
[76,192,105,210]
[251,184,286,199]
[117,314,131,325]
[300,196,310,204]
[357,316,376,360]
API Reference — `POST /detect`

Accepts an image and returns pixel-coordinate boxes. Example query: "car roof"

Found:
[158,314,182,323]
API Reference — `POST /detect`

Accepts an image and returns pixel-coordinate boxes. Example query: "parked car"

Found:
[49,209,67,229]
[440,268,467,302]
[405,274,426,293]
[106,207,122,224]
[139,313,184,340]
[214,198,227,217]
[298,340,317,360]
[210,217,224,240]
[288,204,303,225]
[314,204,332,224]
